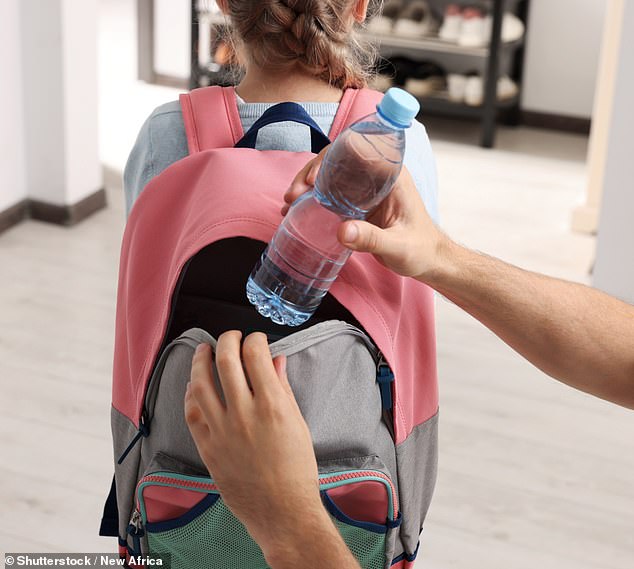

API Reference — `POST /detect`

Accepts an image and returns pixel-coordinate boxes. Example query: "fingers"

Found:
[282,146,329,216]
[189,344,224,425]
[184,383,212,447]
[272,355,293,397]
[338,220,388,255]
[241,332,280,400]
[215,331,252,407]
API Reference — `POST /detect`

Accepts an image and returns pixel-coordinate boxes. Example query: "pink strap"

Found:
[328,87,384,140]
[181,86,382,153]
[179,86,244,154]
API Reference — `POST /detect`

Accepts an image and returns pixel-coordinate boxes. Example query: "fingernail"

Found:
[343,223,358,244]
[185,382,191,395]
[195,344,205,354]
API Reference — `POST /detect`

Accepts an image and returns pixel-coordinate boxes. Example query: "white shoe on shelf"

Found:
[447,73,468,103]
[497,75,519,101]
[393,1,436,38]
[502,12,525,43]
[458,7,488,48]
[367,0,402,35]
[438,3,462,42]
[369,73,395,93]
[367,15,394,35]
[462,75,519,106]
[464,74,484,106]
[481,12,526,45]
[404,62,447,97]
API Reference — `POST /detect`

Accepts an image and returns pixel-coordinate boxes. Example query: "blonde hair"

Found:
[225,0,377,89]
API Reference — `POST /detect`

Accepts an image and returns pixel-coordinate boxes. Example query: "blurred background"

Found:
[0,0,632,567]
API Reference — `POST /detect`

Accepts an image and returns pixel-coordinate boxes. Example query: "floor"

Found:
[1,1,632,567]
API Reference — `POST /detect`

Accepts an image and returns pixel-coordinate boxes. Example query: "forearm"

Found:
[263,506,360,569]
[424,239,634,409]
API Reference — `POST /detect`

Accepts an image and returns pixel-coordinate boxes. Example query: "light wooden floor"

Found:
[1,0,632,565]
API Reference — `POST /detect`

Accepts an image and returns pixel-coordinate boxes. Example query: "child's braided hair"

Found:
[225,0,377,89]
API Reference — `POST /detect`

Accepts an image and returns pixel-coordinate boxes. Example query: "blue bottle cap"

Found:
[377,88,420,128]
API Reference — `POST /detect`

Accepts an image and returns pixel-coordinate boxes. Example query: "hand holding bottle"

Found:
[247,88,421,326]
[283,152,448,282]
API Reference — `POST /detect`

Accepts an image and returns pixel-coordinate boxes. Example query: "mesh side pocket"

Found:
[146,495,388,569]
[147,497,268,569]
[332,518,387,569]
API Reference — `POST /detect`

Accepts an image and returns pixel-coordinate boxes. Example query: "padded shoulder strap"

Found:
[179,86,244,154]
[328,88,384,140]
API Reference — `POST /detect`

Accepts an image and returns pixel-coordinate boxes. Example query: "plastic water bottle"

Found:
[246,88,420,326]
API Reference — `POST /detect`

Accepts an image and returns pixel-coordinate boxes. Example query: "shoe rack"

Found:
[189,0,235,90]
[367,0,531,148]
[190,0,530,149]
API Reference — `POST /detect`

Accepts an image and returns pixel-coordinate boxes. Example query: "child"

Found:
[124,0,438,222]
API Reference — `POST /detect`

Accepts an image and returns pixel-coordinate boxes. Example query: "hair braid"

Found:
[226,0,376,89]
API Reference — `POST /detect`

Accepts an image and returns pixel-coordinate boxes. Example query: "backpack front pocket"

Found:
[135,466,399,569]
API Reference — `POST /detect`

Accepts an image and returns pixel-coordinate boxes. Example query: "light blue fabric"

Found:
[123,96,439,223]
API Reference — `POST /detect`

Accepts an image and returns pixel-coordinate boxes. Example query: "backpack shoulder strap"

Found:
[328,87,384,140]
[179,86,244,154]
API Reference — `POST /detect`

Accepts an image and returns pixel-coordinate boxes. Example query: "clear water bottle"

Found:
[246,88,420,326]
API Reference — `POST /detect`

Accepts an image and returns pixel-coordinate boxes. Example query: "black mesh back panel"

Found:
[166,238,362,344]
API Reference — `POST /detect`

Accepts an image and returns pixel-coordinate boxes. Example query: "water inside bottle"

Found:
[246,193,351,326]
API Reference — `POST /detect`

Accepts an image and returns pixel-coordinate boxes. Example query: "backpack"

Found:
[100,86,439,569]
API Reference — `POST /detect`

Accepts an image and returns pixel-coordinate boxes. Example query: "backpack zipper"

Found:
[136,469,398,523]
[119,322,396,463]
[117,333,207,464]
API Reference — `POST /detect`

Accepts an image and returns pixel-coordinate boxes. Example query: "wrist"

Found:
[261,504,338,568]
[415,232,462,289]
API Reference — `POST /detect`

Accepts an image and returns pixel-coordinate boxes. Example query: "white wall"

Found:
[61,0,102,204]
[522,0,607,118]
[17,0,101,206]
[19,0,67,203]
[154,0,190,79]
[593,0,634,303]
[0,0,27,211]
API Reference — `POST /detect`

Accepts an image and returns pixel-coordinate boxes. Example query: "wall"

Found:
[154,0,190,79]
[61,0,102,204]
[522,0,607,118]
[593,0,634,303]
[0,0,27,212]
[18,0,101,207]
[19,0,67,203]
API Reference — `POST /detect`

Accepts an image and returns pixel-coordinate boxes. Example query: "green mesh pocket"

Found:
[332,517,386,569]
[145,494,387,569]
[147,497,268,569]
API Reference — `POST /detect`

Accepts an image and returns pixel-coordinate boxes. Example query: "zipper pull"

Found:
[126,510,144,557]
[129,510,142,532]
[376,354,395,411]
[117,414,150,464]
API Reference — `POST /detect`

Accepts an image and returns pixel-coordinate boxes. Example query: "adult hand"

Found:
[184,331,361,568]
[283,147,449,280]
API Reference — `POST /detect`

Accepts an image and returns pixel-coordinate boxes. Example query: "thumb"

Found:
[339,220,390,256]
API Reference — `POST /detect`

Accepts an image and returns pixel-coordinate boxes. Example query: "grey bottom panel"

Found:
[396,411,439,555]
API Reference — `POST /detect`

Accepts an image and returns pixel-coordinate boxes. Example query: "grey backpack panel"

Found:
[114,321,437,568]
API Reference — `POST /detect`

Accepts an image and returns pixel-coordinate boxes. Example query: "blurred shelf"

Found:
[419,93,520,118]
[189,0,531,147]
[364,31,524,58]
